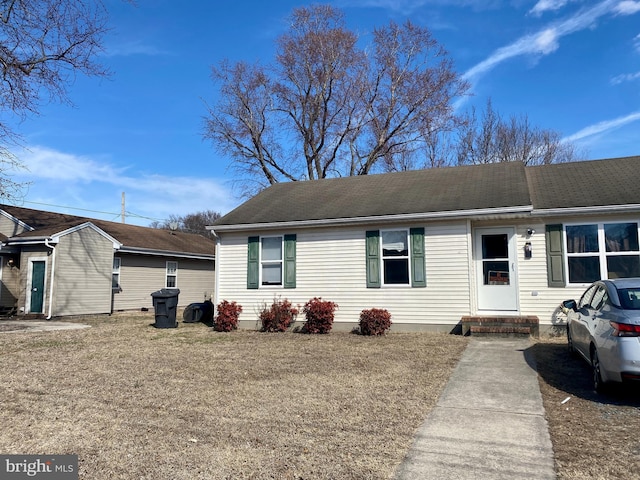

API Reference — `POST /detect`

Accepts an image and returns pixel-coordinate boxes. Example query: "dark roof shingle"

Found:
[215,161,531,226]
[214,156,640,228]
[0,205,215,256]
[526,156,640,210]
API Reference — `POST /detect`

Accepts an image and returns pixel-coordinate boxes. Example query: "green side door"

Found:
[30,261,45,313]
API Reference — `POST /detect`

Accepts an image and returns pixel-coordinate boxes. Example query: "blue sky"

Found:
[6,0,640,226]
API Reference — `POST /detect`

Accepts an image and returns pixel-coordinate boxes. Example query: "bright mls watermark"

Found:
[0,455,78,479]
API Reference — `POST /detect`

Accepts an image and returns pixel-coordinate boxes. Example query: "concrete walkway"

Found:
[394,338,555,480]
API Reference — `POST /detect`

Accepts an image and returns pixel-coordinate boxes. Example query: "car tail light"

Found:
[610,321,640,337]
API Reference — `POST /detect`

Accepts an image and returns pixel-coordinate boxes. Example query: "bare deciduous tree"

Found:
[204,5,469,195]
[0,0,114,200]
[456,99,582,166]
[150,210,221,237]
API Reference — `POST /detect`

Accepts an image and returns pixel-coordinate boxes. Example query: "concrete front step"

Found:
[461,316,539,337]
[469,325,532,337]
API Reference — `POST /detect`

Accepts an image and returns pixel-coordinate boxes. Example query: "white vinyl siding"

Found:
[53,227,114,316]
[216,222,471,328]
[112,256,214,311]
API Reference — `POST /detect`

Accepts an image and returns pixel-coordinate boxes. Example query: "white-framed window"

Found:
[112,257,121,289]
[565,222,640,284]
[261,236,283,286]
[381,229,410,285]
[166,261,178,288]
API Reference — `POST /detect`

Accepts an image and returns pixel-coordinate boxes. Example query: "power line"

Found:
[20,200,164,223]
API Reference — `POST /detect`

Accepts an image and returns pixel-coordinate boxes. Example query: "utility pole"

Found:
[121,192,125,224]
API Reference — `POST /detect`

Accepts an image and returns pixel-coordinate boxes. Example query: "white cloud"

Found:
[463,0,623,82]
[562,110,640,142]
[534,28,561,53]
[610,70,640,84]
[529,0,573,16]
[615,1,640,15]
[11,145,238,225]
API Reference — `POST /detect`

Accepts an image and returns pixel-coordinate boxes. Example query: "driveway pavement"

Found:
[394,338,555,480]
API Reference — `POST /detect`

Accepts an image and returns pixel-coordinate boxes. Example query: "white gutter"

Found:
[44,238,56,320]
[211,205,534,233]
[531,204,640,217]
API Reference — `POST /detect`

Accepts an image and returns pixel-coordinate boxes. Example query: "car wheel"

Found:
[567,325,576,356]
[591,347,606,393]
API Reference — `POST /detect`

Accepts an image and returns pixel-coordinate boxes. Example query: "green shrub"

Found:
[302,297,337,334]
[214,300,242,332]
[259,297,299,332]
[359,308,392,336]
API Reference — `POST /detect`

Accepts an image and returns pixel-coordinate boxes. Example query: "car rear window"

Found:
[616,288,640,310]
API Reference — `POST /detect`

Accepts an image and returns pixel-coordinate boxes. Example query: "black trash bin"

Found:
[151,288,180,328]
[183,301,214,323]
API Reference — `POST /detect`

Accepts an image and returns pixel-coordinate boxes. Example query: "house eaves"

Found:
[210,205,534,233]
[118,246,215,261]
[531,203,640,217]
[0,209,35,232]
[52,222,122,249]
[2,222,122,249]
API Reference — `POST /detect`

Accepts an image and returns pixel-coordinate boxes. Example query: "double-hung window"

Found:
[261,236,283,285]
[381,230,410,285]
[166,261,178,288]
[366,228,425,288]
[247,235,296,289]
[565,222,640,284]
[112,257,121,289]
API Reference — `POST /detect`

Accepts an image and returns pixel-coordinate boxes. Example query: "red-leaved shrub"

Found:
[259,297,299,332]
[302,297,337,334]
[359,308,392,336]
[214,300,242,332]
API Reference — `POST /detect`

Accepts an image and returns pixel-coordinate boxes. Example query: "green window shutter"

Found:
[545,224,566,288]
[366,230,381,288]
[283,234,296,289]
[410,227,426,288]
[247,236,259,289]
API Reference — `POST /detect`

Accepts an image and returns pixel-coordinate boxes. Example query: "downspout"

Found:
[45,238,56,320]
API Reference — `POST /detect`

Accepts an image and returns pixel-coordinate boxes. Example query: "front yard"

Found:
[0,314,467,479]
[2,314,638,479]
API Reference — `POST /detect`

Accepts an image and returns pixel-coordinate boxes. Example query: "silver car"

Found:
[561,278,640,392]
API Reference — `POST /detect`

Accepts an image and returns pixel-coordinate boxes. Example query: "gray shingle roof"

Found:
[215,161,532,226]
[213,156,640,229]
[526,156,640,210]
[0,205,216,257]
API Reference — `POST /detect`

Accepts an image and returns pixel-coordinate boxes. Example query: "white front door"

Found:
[475,227,518,312]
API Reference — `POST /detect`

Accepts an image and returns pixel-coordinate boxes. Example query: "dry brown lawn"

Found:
[0,314,468,480]
[532,336,640,480]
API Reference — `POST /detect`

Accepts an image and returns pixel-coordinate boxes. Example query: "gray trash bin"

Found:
[151,288,180,328]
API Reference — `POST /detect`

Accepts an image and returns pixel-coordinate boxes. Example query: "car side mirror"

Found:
[561,299,577,313]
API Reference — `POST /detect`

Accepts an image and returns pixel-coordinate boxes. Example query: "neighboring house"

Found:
[209,156,640,333]
[0,205,216,317]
